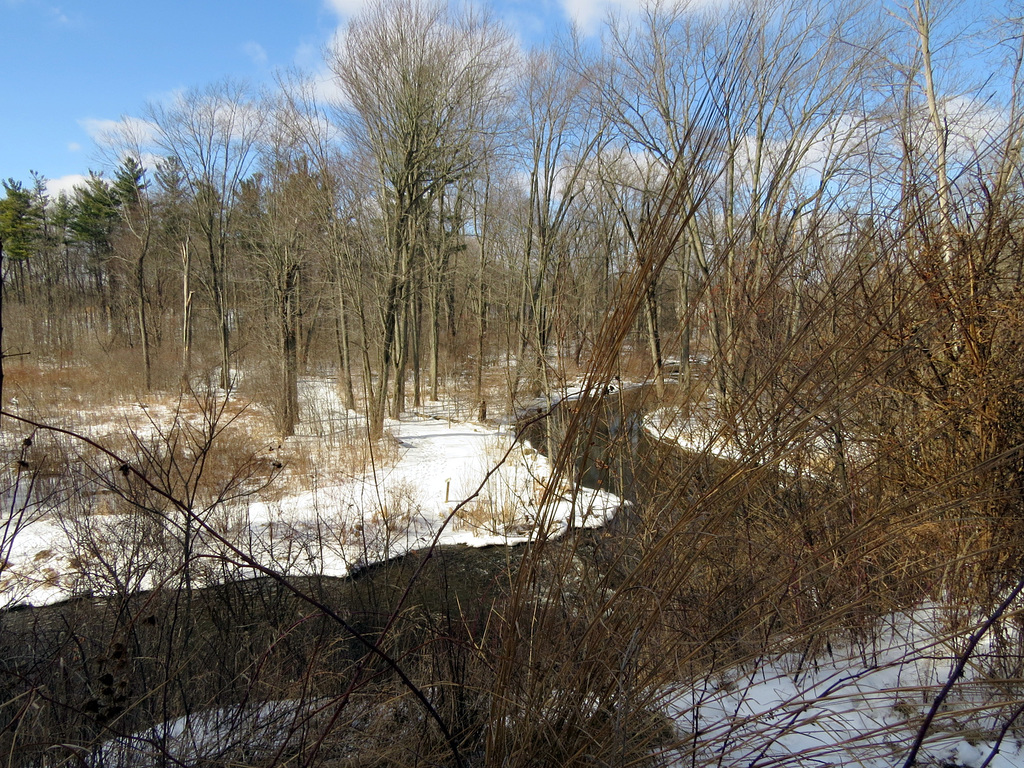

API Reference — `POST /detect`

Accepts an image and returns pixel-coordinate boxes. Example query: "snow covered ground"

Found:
[228,411,623,580]
[644,401,875,480]
[91,605,1024,768]
[4,376,1024,766]
[0,379,623,607]
[666,607,1024,767]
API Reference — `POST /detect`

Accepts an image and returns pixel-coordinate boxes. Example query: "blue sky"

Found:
[3,0,603,197]
[4,0,1004,199]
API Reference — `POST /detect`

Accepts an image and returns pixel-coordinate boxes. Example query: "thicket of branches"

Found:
[0,0,1007,437]
[3,0,1024,765]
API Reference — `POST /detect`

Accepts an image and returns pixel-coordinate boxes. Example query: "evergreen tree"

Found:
[113,157,157,388]
[0,179,41,263]
[71,172,121,328]
[113,156,146,210]
[0,179,44,300]
[71,172,120,256]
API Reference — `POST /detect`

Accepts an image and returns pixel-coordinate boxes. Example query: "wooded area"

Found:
[3,0,1024,765]
[2,0,1013,437]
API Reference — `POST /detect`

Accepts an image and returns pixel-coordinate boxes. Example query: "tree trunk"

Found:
[372,222,408,434]
[677,250,691,392]
[181,239,193,388]
[429,281,441,401]
[644,281,665,399]
[474,191,488,409]
[207,231,231,391]
[335,286,356,411]
[916,0,953,266]
[391,291,409,418]
[136,248,152,391]
[279,264,300,437]
[1,235,5,425]
[412,287,422,409]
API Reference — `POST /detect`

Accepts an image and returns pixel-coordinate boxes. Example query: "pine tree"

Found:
[71,173,121,332]
[113,157,155,389]
[0,179,44,300]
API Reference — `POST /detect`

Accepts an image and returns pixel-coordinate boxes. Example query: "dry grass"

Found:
[3,129,1024,768]
[5,285,1024,768]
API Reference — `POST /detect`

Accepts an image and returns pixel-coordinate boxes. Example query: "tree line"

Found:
[1,0,1021,458]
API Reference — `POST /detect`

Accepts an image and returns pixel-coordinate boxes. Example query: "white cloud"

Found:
[293,40,321,69]
[45,174,86,200]
[67,141,81,153]
[310,27,351,108]
[79,116,159,149]
[5,0,76,23]
[888,94,1010,175]
[323,0,369,19]
[136,152,165,175]
[561,0,729,36]
[561,0,643,35]
[79,117,119,139]
[586,144,667,195]
[147,86,187,109]
[77,116,163,174]
[310,66,349,108]
[243,41,268,66]
[942,94,1008,161]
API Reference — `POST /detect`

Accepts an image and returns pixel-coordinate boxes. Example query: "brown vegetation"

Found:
[2,0,1024,765]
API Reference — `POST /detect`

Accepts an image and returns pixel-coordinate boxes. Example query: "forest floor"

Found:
[2,370,1023,766]
[0,374,621,608]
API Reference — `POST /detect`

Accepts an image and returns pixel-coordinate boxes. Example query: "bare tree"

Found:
[236,163,318,437]
[329,0,514,434]
[513,43,606,401]
[605,0,883,423]
[108,158,156,391]
[272,71,362,413]
[147,81,265,390]
[912,0,955,265]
